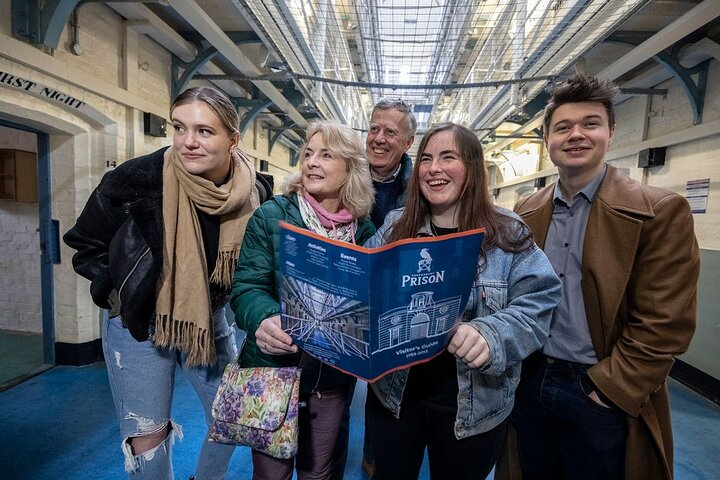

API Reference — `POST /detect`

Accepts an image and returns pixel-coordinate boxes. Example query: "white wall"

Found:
[0,127,40,333]
[0,3,297,350]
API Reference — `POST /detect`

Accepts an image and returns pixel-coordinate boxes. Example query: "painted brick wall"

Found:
[0,203,42,333]
[0,127,41,333]
[0,2,305,348]
[52,3,123,89]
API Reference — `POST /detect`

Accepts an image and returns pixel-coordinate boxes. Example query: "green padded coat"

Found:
[230,192,375,396]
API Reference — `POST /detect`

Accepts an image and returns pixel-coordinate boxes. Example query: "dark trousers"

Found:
[329,383,354,480]
[252,388,349,480]
[367,387,507,480]
[512,353,627,480]
[362,388,374,462]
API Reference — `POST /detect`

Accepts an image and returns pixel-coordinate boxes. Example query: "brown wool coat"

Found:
[497,164,700,480]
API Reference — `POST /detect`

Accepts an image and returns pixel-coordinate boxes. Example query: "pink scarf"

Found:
[302,191,355,241]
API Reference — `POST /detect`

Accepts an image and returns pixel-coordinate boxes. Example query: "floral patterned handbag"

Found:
[209,361,302,459]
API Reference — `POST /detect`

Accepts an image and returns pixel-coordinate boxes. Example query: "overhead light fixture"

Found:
[265,61,287,73]
[298,99,316,114]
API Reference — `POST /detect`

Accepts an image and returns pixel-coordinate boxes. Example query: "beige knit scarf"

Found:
[155,147,259,366]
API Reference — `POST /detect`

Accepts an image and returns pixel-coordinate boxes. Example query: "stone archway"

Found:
[0,90,118,365]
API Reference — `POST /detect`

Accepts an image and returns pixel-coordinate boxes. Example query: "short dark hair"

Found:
[543,74,619,134]
[370,99,417,138]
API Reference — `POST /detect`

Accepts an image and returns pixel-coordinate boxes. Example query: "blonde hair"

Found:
[170,86,239,135]
[284,120,375,219]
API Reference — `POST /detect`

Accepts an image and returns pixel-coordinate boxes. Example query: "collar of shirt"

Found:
[372,162,403,183]
[553,163,607,206]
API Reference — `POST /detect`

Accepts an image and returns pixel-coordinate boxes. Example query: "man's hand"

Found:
[255,315,297,355]
[447,324,490,368]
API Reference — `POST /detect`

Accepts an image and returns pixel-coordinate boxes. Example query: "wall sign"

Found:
[0,69,109,124]
[686,178,710,214]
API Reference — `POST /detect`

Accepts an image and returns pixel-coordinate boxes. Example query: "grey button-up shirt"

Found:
[542,165,607,364]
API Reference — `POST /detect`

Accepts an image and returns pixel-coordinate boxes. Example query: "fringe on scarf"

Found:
[154,314,216,367]
[210,247,241,289]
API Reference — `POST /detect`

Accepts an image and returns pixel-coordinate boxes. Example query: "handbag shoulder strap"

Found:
[298,351,310,369]
[234,329,247,364]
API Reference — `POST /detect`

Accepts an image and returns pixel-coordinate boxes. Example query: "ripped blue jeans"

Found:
[102,308,237,480]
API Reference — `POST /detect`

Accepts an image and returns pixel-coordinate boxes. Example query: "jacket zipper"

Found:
[117,247,151,297]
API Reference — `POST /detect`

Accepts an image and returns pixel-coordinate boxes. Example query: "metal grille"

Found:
[234,0,649,135]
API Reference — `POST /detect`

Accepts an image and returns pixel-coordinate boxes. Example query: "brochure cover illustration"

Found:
[279,221,485,382]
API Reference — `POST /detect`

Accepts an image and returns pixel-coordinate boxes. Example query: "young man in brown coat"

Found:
[506,74,700,479]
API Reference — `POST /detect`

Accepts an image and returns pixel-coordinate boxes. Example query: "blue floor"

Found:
[0,363,718,479]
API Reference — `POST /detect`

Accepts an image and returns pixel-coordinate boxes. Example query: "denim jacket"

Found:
[365,207,562,439]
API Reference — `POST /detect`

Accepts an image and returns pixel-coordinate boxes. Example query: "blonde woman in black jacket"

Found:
[64,86,259,479]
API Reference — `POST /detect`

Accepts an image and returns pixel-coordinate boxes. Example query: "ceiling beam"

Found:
[108,1,196,62]
[488,0,720,153]
[598,0,720,80]
[107,1,304,142]
[107,2,245,97]
[168,0,308,128]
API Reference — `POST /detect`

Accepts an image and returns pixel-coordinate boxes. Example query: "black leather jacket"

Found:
[64,147,167,341]
[65,147,272,341]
